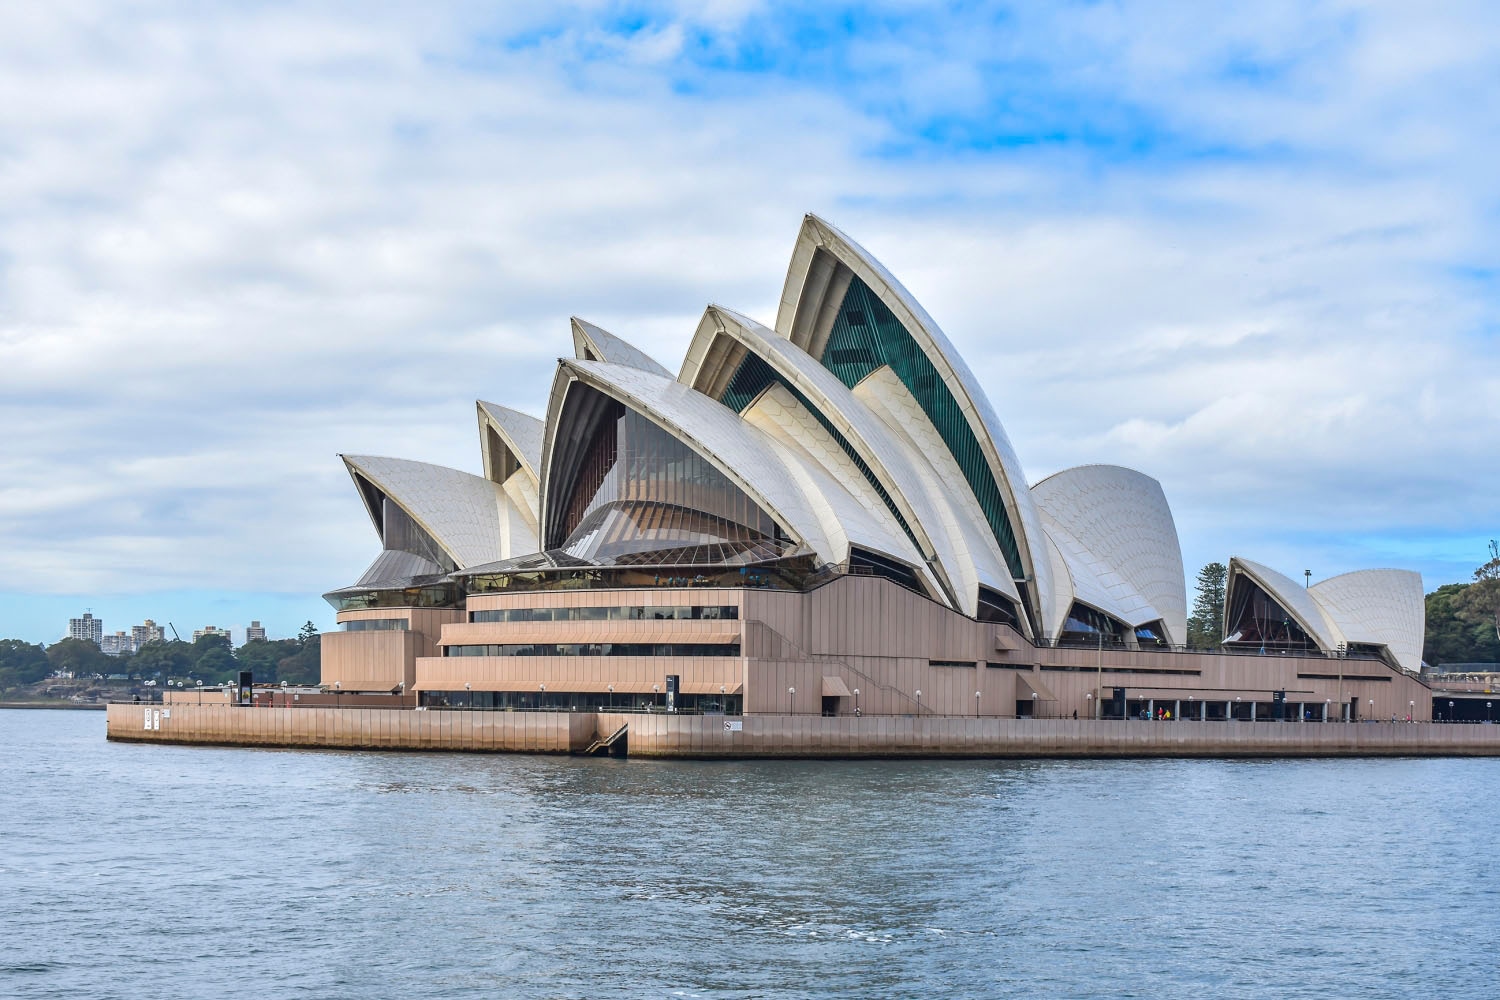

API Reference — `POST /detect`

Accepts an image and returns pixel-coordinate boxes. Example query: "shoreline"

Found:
[105,703,1500,759]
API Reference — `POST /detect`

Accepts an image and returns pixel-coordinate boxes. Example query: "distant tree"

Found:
[193,646,237,683]
[45,637,112,678]
[277,626,322,686]
[1423,583,1500,666]
[192,632,231,656]
[1186,562,1228,649]
[0,639,51,689]
[1454,540,1500,644]
[131,639,195,679]
[235,638,302,685]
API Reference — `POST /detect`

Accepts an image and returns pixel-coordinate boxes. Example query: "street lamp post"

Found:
[1086,692,1094,720]
[1368,698,1374,724]
[1031,691,1038,719]
[914,689,922,715]
[465,681,472,712]
[334,680,341,710]
[787,686,795,715]
[975,691,982,718]
[1409,700,1415,723]
[853,688,860,717]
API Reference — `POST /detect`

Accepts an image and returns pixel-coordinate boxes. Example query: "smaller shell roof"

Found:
[1310,569,1425,674]
[477,401,544,480]
[342,454,510,570]
[1229,557,1342,652]
[570,317,672,377]
[545,359,834,562]
[1030,465,1187,644]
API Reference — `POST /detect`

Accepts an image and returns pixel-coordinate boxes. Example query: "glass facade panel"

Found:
[443,642,742,657]
[1057,603,1129,647]
[462,554,833,596]
[421,690,742,715]
[1223,577,1321,653]
[715,350,924,559]
[548,391,793,567]
[819,274,1025,581]
[471,605,739,623]
[342,618,410,632]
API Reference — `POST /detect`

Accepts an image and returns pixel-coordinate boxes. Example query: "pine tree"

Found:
[1186,562,1228,650]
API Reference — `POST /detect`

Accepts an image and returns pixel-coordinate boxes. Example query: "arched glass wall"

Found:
[1223,577,1321,653]
[546,385,793,567]
[716,348,924,561]
[818,273,1026,583]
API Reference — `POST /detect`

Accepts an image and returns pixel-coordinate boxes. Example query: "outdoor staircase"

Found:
[580,722,629,757]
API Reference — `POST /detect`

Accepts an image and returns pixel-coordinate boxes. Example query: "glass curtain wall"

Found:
[548,386,793,567]
[1223,577,1321,653]
[818,273,1027,583]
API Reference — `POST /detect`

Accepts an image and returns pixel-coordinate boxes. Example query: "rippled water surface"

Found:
[2,709,1496,998]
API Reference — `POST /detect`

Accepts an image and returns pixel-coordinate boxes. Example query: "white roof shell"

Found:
[1030,465,1188,644]
[341,454,536,569]
[570,317,672,377]
[772,213,1052,627]
[1311,569,1425,674]
[477,401,544,483]
[1228,557,1424,673]
[1228,557,1343,652]
[678,304,1015,615]
[540,359,918,573]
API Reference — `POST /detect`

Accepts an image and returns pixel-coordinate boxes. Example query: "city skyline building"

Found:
[245,621,267,643]
[192,625,233,644]
[131,620,164,648]
[68,612,103,647]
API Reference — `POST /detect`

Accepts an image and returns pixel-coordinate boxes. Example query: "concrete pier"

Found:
[108,703,1500,758]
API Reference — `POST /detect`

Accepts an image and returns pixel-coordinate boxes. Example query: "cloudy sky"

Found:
[2,1,1497,645]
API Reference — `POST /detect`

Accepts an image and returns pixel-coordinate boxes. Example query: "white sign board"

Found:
[143,708,152,730]
[723,720,743,732]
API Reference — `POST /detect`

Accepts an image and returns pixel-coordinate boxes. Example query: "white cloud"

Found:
[0,1,1496,643]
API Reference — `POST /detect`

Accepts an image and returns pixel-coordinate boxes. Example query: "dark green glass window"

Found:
[819,274,1025,580]
[715,350,924,562]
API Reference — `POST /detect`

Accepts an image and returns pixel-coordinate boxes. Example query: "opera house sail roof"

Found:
[324,213,1424,672]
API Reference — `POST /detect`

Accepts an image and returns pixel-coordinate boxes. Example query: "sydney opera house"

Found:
[319,215,1430,725]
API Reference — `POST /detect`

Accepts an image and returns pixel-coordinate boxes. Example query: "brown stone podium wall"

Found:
[602,714,1500,758]
[107,704,1500,758]
[107,703,594,753]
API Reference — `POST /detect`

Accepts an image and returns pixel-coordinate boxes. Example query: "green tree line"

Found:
[0,622,322,693]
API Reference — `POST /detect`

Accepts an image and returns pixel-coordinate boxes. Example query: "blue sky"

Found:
[1,1,1497,645]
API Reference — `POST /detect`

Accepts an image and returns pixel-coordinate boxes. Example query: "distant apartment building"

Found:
[131,620,165,647]
[101,631,133,656]
[193,625,234,644]
[68,612,103,646]
[245,621,267,643]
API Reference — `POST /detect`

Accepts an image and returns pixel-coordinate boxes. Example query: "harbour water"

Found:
[2,708,1495,998]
